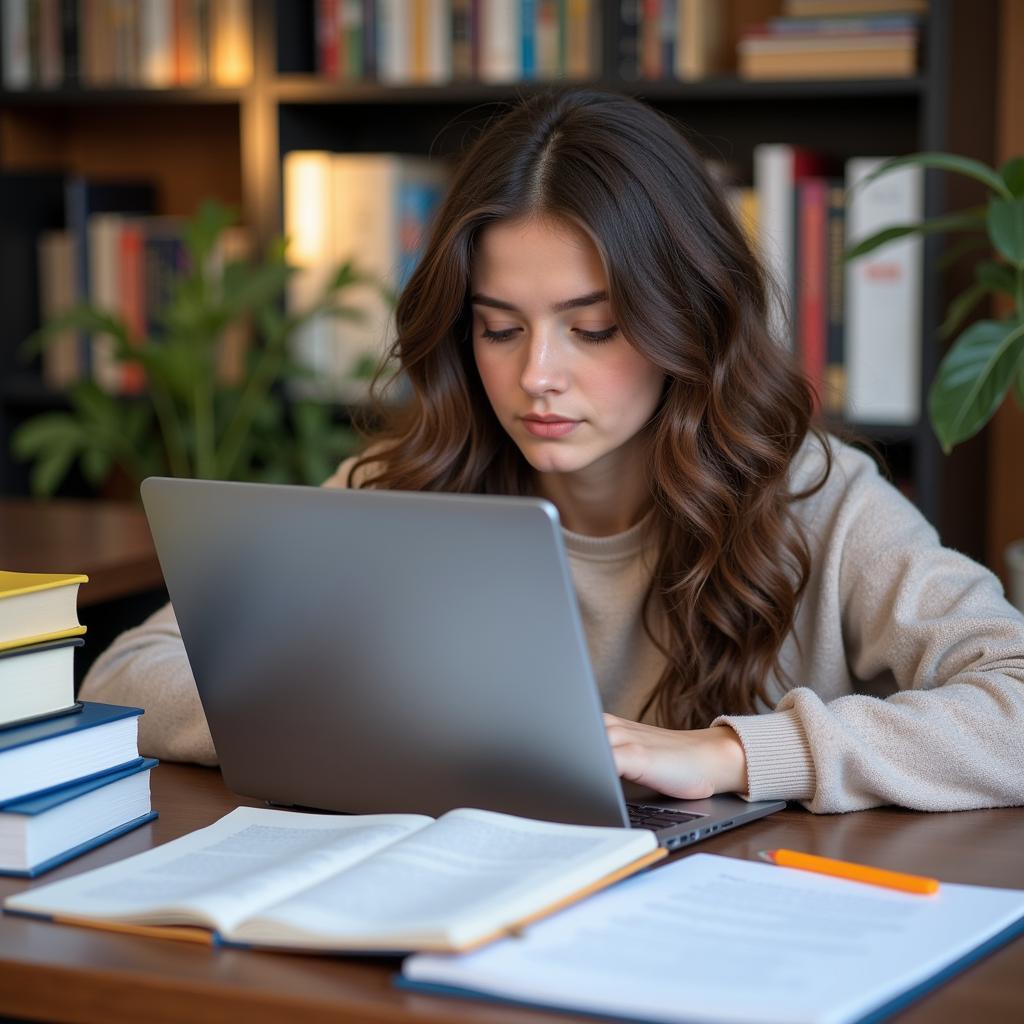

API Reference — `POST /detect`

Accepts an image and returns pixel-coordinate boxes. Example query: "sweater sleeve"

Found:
[714,448,1024,814]
[78,456,363,766]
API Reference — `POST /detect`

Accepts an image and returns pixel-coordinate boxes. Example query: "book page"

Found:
[5,806,432,934]
[231,807,655,949]
[403,853,1024,1024]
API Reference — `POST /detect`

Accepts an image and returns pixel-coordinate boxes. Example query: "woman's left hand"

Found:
[603,714,748,800]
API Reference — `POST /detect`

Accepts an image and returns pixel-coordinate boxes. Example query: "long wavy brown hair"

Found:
[349,88,830,730]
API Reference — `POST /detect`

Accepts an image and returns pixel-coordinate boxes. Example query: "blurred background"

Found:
[0,0,1021,678]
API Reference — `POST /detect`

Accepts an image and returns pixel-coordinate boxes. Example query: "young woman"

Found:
[81,88,1024,814]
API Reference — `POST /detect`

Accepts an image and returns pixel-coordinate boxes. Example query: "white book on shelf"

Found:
[480,0,521,82]
[425,0,452,83]
[2,0,30,89]
[755,143,798,350]
[844,156,923,425]
[139,0,174,87]
[283,150,338,398]
[378,0,412,83]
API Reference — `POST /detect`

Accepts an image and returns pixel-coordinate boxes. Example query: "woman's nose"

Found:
[519,333,568,396]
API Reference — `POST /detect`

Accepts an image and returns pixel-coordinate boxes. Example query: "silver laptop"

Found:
[141,477,784,850]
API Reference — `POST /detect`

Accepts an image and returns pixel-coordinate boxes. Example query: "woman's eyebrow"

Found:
[470,290,609,314]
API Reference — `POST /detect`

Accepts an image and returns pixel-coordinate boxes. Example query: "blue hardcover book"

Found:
[0,701,144,806]
[521,0,537,78]
[0,758,158,877]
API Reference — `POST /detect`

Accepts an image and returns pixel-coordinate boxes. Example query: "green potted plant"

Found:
[848,152,1024,608]
[13,200,380,497]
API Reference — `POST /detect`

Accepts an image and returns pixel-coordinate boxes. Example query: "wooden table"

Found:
[0,765,1021,1024]
[0,498,162,606]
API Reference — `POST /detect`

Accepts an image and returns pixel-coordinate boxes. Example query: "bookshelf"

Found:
[0,0,1000,562]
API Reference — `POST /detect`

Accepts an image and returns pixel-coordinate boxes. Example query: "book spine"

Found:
[2,0,31,88]
[824,181,846,416]
[59,0,78,84]
[38,230,82,390]
[796,178,827,412]
[451,0,471,78]
[210,0,252,85]
[343,0,363,80]
[536,0,557,79]
[88,214,123,394]
[520,0,536,80]
[362,0,376,79]
[661,0,675,79]
[318,0,339,77]
[118,220,146,395]
[565,0,590,78]
[480,0,518,82]
[618,0,640,80]
[139,0,174,87]
[640,0,661,79]
[844,157,922,425]
[425,0,449,82]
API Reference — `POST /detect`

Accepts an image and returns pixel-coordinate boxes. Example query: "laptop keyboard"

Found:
[627,802,703,831]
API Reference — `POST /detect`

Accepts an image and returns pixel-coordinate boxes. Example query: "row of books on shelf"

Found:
[736,0,926,80]
[1,0,253,91]
[284,150,448,402]
[279,144,923,424]
[0,570,155,877]
[316,0,601,84]
[750,144,922,425]
[9,170,249,395]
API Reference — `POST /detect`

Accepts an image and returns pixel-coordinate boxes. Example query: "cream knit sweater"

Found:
[80,435,1024,813]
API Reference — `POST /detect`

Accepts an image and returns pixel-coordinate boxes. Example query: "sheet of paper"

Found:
[6,806,430,933]
[403,852,1024,1024]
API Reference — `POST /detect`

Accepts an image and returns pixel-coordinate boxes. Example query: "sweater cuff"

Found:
[711,707,816,803]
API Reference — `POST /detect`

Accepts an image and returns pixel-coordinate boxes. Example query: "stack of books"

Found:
[737,0,926,80]
[0,570,156,878]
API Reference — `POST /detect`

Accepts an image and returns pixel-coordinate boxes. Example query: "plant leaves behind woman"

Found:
[13,200,373,497]
[847,152,1024,453]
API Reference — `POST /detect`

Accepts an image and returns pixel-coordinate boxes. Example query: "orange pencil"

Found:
[759,849,941,896]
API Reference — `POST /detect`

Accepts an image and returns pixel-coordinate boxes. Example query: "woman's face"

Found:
[471,216,664,480]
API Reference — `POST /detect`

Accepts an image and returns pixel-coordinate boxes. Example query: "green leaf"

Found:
[988,198,1024,265]
[940,283,989,340]
[928,319,1024,452]
[845,208,986,261]
[975,260,1017,296]
[1000,156,1024,198]
[81,446,114,486]
[30,443,78,497]
[10,414,85,458]
[852,153,1011,199]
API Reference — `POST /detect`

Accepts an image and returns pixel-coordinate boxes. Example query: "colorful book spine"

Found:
[824,180,846,415]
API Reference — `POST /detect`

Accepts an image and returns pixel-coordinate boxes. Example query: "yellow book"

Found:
[0,571,88,653]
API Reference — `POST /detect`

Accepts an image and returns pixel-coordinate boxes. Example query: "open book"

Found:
[3,805,664,953]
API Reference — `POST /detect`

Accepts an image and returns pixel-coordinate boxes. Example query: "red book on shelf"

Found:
[118,221,146,396]
[318,0,340,78]
[797,178,827,411]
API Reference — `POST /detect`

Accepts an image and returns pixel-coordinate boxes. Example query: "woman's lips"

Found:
[522,417,580,439]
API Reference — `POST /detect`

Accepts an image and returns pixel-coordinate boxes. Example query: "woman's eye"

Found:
[576,326,619,343]
[481,327,519,342]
